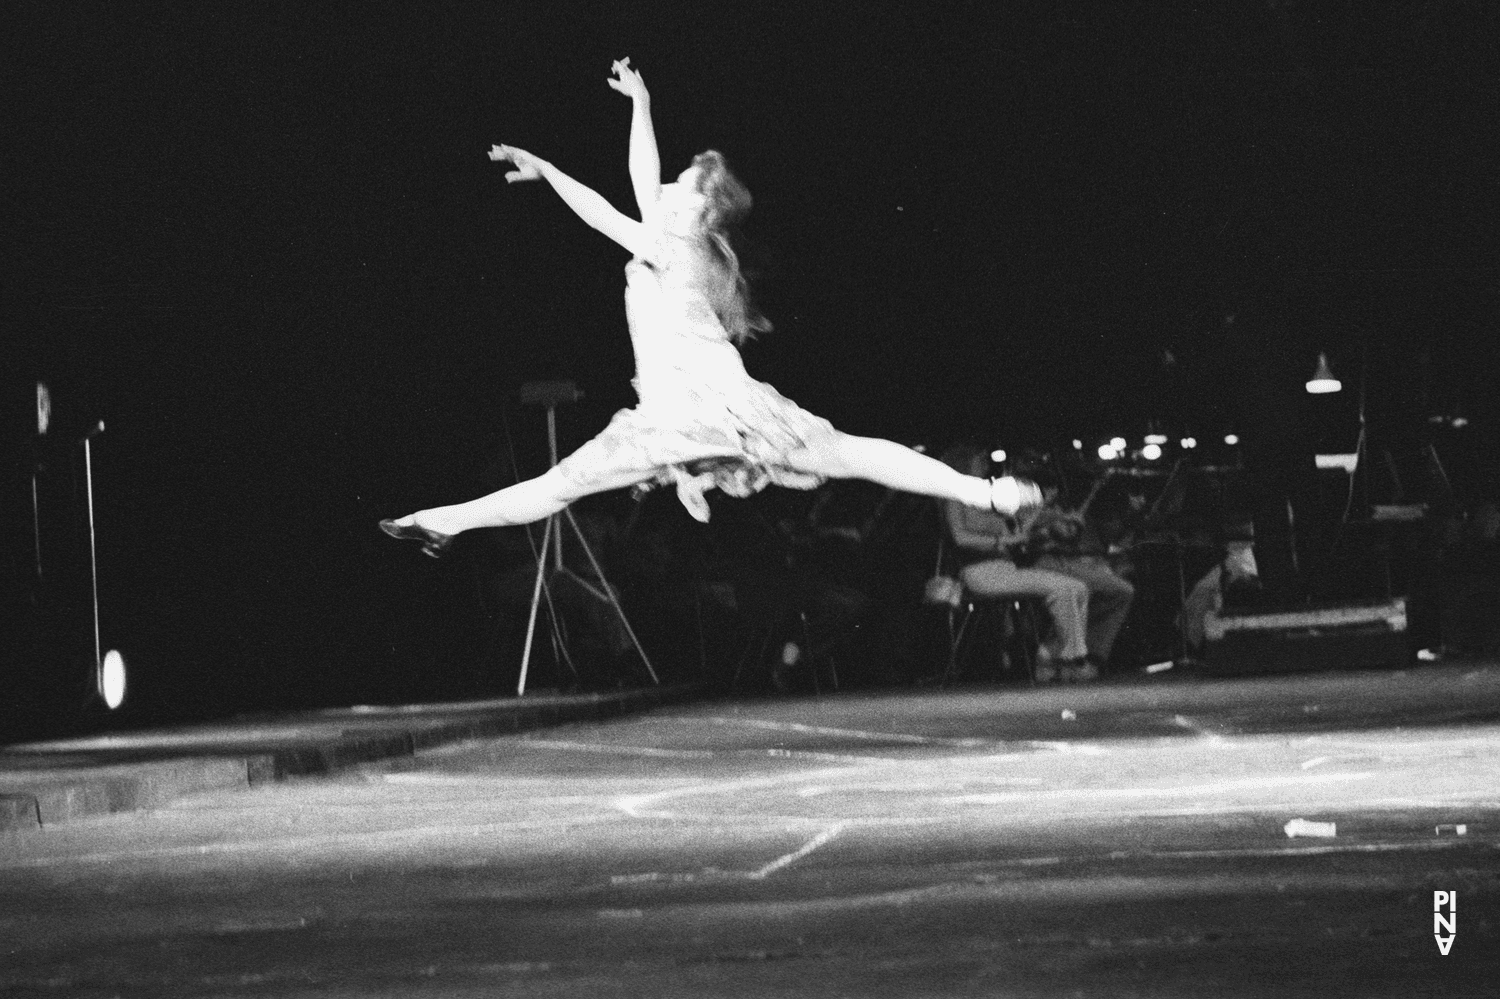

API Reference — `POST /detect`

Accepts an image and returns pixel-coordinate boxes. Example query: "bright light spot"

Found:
[1072,439,1083,450]
[1110,437,1127,451]
[1142,443,1163,460]
[36,382,51,436]
[1315,453,1359,473]
[1181,437,1198,449]
[1224,434,1240,446]
[1306,353,1342,394]
[1098,444,1119,461]
[100,649,126,709]
[990,449,1007,464]
[1453,417,1470,428]
[1144,433,1167,445]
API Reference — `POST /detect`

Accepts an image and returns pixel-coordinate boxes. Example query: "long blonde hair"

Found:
[687,150,771,345]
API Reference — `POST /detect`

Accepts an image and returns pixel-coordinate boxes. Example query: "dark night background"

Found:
[5,2,1497,739]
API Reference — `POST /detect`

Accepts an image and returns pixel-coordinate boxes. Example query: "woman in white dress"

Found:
[382,58,1037,557]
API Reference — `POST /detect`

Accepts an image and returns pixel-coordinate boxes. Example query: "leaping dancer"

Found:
[382,58,1038,557]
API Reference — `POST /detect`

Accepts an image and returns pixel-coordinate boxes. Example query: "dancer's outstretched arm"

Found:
[607,57,661,218]
[488,143,658,261]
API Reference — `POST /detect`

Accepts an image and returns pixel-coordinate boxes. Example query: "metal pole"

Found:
[564,507,660,685]
[517,514,554,696]
[546,403,563,572]
[84,436,103,689]
[31,474,43,579]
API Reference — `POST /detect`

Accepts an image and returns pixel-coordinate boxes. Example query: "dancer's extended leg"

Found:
[389,466,646,537]
[783,431,1035,511]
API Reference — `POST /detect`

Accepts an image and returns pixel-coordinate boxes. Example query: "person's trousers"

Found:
[1034,554,1136,664]
[959,559,1090,660]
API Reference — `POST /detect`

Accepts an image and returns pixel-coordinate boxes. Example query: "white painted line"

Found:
[663,716,991,748]
[1129,838,1495,861]
[0,816,628,869]
[518,738,717,759]
[750,823,846,879]
[946,771,1377,806]
[754,748,897,764]
[1171,714,1229,742]
[1023,741,1110,755]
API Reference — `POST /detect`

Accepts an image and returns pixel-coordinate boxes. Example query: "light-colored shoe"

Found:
[1032,646,1058,683]
[1060,658,1099,683]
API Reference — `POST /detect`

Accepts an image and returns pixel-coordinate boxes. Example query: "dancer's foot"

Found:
[990,476,1043,516]
[379,515,455,558]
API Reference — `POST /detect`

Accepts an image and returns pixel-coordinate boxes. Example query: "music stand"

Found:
[515,380,658,695]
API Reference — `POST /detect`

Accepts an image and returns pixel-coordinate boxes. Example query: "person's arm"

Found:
[945,502,1022,556]
[607,57,661,220]
[489,144,658,261]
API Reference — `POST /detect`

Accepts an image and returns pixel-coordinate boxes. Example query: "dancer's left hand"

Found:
[607,57,648,102]
[488,144,546,183]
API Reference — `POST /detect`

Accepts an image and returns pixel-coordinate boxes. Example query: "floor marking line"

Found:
[615,766,860,819]
[750,823,847,879]
[517,738,717,759]
[945,771,1376,805]
[661,716,990,748]
[0,816,629,869]
[1114,838,1500,861]
[1171,714,1230,742]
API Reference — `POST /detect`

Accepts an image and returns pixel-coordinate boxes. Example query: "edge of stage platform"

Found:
[0,684,705,832]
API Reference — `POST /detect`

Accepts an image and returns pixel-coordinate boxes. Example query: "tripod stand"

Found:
[515,381,658,695]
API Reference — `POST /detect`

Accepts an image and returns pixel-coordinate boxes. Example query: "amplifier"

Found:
[1200,598,1408,675]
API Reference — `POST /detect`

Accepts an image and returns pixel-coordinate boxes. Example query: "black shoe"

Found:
[379,518,455,558]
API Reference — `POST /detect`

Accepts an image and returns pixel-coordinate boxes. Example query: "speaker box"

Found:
[1200,598,1408,675]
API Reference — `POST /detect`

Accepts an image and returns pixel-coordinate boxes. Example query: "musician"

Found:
[940,445,1135,682]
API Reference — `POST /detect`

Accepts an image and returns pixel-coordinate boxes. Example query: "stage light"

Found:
[1453,417,1470,429]
[1072,439,1083,450]
[1142,443,1163,460]
[1305,352,1342,394]
[1180,437,1197,449]
[36,382,51,435]
[1144,433,1167,445]
[990,449,1007,464]
[1224,434,1240,445]
[1315,453,1359,473]
[1110,437,1126,451]
[1098,444,1119,461]
[100,649,126,709]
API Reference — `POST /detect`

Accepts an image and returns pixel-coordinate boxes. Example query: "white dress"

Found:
[554,237,835,521]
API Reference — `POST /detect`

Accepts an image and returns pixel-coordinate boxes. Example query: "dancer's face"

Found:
[657,165,708,233]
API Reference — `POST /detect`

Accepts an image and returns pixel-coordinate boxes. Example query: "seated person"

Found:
[941,445,1134,682]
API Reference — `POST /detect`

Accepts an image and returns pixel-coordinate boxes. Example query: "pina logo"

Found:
[1433,891,1457,955]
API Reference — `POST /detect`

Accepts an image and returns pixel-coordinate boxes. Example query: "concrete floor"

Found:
[3,665,1497,996]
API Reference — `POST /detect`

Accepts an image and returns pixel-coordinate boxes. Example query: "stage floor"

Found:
[4,663,1498,996]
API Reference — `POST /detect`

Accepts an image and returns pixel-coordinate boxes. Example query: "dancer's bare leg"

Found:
[783,431,1036,512]
[389,466,646,536]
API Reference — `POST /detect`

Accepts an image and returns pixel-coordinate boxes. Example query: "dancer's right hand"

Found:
[488,144,546,183]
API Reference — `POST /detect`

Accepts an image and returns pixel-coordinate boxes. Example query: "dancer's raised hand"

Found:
[488,144,547,183]
[607,57,648,102]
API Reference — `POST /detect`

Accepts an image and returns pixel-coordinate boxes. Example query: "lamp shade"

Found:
[1305,353,1342,394]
